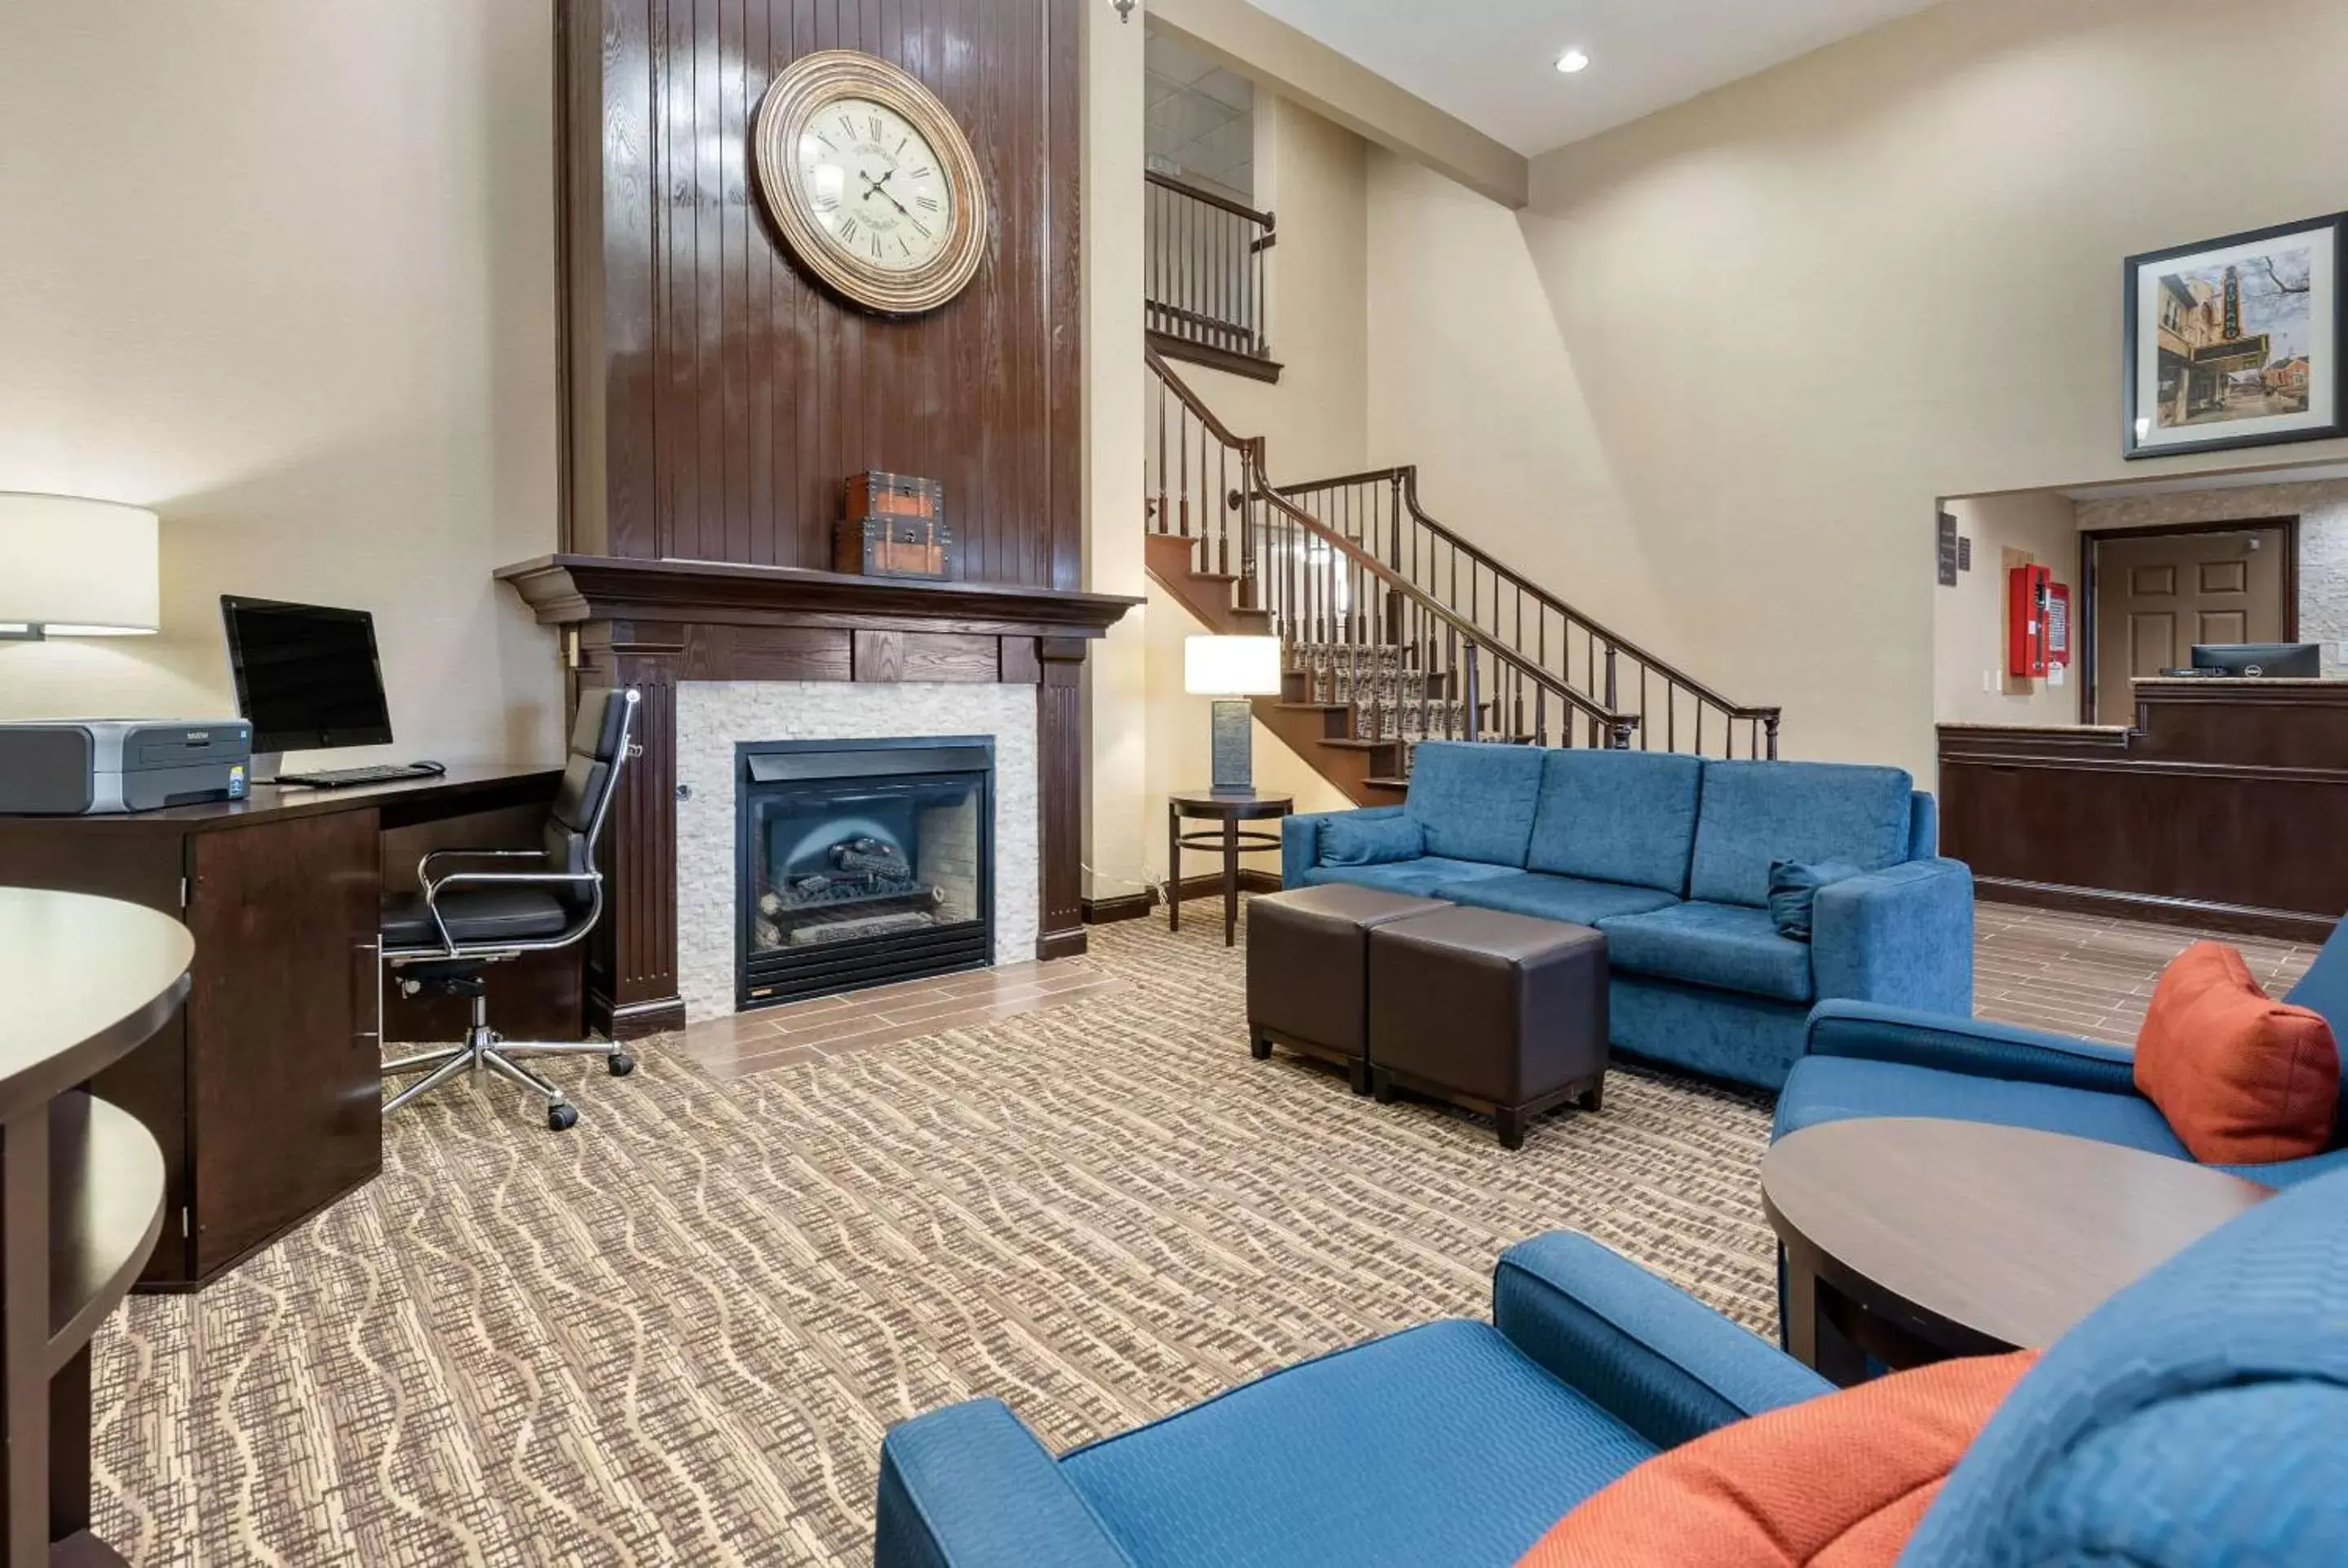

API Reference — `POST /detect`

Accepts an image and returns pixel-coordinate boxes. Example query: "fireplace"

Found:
[735,737,995,1009]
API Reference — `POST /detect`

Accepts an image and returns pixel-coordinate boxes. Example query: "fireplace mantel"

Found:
[495,554,1139,1039]
[497,554,1139,637]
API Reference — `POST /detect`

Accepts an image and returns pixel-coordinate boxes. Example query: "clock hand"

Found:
[859,175,914,219]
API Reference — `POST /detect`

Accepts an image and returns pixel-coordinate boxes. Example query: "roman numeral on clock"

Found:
[869,114,883,141]
[908,166,932,179]
[915,194,940,211]
[869,234,884,259]
[838,114,856,137]
[838,216,859,241]
[910,218,931,240]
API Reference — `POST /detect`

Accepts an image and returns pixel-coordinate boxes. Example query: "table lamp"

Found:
[1185,634,1282,793]
[0,493,161,639]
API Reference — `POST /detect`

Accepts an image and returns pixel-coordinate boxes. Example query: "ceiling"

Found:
[1239,0,1943,156]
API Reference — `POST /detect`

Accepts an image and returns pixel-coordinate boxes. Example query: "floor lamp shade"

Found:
[0,493,161,637]
[1185,636,1281,793]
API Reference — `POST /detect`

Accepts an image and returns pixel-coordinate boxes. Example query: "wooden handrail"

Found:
[1144,169,1275,229]
[1148,347,1636,740]
[1278,465,1780,727]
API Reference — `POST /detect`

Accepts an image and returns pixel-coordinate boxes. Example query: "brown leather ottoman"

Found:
[1247,885,1453,1093]
[1369,907,1609,1148]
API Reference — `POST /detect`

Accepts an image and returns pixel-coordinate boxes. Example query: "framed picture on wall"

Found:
[2124,213,2346,459]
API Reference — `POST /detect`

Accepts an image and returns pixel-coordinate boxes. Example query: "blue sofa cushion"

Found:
[1304,858,1523,900]
[1775,1055,2191,1160]
[1060,1319,1656,1568]
[1320,815,1426,867]
[1598,900,1815,1003]
[1403,742,1545,868]
[1523,749,1705,894]
[1688,761,1914,909]
[1439,872,1680,926]
[1766,859,1864,942]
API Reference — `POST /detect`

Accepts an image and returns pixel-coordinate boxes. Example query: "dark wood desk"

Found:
[0,766,567,1292]
[1762,1118,2269,1385]
[0,888,192,1566]
[1939,677,2348,940]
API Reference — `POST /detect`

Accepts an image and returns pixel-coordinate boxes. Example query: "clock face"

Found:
[753,51,989,315]
[797,96,956,275]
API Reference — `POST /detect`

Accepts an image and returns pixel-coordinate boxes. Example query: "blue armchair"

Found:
[875,1233,1833,1568]
[1777,912,2348,1188]
[875,1169,2348,1567]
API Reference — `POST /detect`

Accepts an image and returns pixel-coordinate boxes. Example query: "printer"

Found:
[0,720,252,815]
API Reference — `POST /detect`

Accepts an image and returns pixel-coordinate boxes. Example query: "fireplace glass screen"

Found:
[737,740,993,1008]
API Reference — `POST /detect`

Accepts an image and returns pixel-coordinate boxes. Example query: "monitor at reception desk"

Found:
[1936,674,2348,943]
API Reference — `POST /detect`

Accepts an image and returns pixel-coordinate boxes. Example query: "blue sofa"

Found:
[1777,912,2348,1188]
[1280,743,1974,1089]
[873,1168,2348,1568]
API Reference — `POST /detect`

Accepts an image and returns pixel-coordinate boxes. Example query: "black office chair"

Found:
[379,687,639,1130]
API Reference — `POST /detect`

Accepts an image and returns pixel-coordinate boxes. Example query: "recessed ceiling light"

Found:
[1555,48,1591,74]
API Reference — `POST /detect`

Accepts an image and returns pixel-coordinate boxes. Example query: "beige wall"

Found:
[0,2,562,764]
[1142,584,1351,885]
[1362,0,2348,777]
[1934,492,2080,725]
[2078,480,2348,680]
[1084,2,1153,900]
[1167,95,1370,484]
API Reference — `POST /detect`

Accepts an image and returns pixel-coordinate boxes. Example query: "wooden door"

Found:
[2091,525,2290,724]
[186,811,382,1277]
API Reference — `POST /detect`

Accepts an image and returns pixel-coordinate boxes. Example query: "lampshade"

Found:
[1184,634,1281,696]
[0,493,160,637]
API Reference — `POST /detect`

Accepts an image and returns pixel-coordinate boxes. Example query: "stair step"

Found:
[1187,571,1242,586]
[1315,739,1393,753]
[1273,701,1350,713]
[1364,776,1410,793]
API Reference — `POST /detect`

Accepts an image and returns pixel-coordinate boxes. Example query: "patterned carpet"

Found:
[91,912,1777,1566]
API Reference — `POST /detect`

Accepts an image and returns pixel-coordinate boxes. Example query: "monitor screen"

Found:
[220,596,394,753]
[2189,643,2324,678]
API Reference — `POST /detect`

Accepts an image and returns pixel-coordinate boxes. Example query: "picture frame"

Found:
[2123,213,2346,460]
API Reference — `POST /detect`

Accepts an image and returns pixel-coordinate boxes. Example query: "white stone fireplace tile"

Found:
[674,681,1039,1022]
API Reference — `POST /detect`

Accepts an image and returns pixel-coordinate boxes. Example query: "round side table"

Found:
[1762,1116,2270,1385]
[1167,789,1293,947]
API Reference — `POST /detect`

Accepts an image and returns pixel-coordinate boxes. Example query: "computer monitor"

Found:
[2190,643,2324,678]
[220,596,394,757]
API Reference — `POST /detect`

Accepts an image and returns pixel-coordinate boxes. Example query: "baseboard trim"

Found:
[592,991,686,1041]
[1975,878,2335,943]
[1082,872,1283,925]
[1036,927,1090,961]
[1081,891,1155,925]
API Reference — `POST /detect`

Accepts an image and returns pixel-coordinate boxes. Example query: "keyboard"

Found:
[274,762,446,788]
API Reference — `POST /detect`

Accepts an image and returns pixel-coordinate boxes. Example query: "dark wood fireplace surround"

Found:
[533,0,1130,1038]
[499,556,1134,1040]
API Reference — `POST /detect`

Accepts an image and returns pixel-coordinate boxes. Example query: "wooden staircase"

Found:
[1143,346,1779,810]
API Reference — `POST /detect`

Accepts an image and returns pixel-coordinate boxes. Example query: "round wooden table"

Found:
[1762,1116,2271,1385]
[0,887,192,1566]
[1167,789,1293,947]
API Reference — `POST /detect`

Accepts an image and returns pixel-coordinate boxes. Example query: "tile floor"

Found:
[670,950,1130,1078]
[1974,900,2319,1045]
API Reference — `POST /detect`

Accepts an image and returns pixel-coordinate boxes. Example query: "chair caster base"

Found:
[608,1052,635,1077]
[548,1102,579,1131]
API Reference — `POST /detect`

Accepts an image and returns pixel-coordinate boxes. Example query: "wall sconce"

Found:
[0,492,161,639]
[1114,0,1135,20]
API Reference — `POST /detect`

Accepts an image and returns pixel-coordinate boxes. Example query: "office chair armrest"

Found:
[412,868,603,958]
[415,846,542,888]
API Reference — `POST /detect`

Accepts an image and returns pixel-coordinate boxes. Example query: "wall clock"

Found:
[752,50,989,316]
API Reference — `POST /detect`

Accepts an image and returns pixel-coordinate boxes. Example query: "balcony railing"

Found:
[1145,172,1276,378]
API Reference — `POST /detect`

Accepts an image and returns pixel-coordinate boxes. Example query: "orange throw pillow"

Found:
[1515,1351,2036,1568]
[2134,941,2339,1164]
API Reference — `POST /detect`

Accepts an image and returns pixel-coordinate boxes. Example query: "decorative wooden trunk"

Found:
[837,516,957,580]
[838,470,955,580]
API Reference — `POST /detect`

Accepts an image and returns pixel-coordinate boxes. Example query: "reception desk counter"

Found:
[1938,678,2348,941]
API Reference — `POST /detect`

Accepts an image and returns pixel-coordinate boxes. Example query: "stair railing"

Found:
[1276,467,1781,759]
[1147,347,1637,757]
[1145,172,1276,365]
